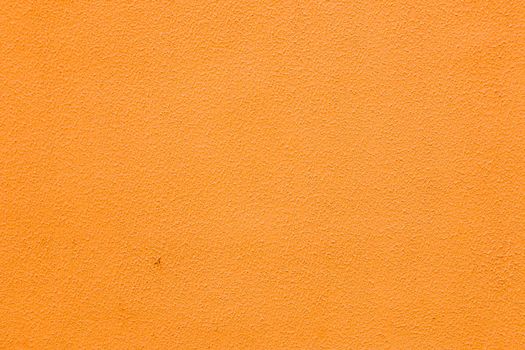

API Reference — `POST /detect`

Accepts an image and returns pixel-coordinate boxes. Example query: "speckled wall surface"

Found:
[1,1,524,349]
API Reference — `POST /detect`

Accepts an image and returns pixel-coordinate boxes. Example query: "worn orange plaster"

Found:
[1,1,524,349]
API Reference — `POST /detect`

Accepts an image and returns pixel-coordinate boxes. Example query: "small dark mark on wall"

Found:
[154,257,161,266]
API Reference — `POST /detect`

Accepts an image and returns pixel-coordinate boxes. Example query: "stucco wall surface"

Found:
[1,1,524,349]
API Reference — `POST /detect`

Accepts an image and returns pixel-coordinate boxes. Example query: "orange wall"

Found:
[1,1,524,349]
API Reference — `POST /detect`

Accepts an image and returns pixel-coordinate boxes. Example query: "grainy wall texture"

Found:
[1,1,524,349]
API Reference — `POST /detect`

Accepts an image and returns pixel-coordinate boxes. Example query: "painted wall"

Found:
[1,1,523,348]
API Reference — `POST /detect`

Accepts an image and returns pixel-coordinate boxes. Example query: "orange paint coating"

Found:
[1,1,524,349]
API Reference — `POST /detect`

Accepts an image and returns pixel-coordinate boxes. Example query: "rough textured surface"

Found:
[1,1,524,349]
